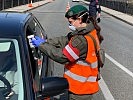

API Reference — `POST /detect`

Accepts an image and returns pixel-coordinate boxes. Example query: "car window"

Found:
[27,17,46,39]
[27,17,49,77]
[0,39,24,100]
[26,17,45,73]
[25,17,47,91]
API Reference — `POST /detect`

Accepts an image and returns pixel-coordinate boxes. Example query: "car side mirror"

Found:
[37,77,69,99]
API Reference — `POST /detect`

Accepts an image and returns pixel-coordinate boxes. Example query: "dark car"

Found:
[0,11,68,100]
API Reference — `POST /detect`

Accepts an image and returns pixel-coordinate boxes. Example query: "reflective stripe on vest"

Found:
[65,69,97,82]
[76,60,98,68]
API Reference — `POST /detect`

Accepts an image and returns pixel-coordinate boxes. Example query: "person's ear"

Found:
[78,17,82,24]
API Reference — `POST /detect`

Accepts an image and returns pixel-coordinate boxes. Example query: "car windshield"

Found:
[0,39,23,100]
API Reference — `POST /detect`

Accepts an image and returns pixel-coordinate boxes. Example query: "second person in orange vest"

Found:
[31,5,101,100]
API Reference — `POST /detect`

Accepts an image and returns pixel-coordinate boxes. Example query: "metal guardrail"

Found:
[0,0,43,10]
[85,0,133,15]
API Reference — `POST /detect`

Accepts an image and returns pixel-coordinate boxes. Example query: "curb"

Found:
[23,2,50,13]
[101,10,133,26]
[3,0,54,13]
[81,0,133,26]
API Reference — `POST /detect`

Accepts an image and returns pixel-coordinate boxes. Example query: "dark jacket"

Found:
[89,0,101,17]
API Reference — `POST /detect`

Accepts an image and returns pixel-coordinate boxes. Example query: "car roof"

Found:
[0,11,32,37]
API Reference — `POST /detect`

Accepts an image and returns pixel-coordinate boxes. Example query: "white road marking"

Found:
[99,53,133,100]
[99,76,115,100]
[105,53,133,78]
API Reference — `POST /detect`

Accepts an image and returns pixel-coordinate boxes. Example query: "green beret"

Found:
[65,5,88,18]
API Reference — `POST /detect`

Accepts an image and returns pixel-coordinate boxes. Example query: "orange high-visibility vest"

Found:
[64,29,100,94]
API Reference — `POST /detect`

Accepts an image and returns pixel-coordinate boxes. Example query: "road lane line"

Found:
[99,76,115,100]
[105,53,133,78]
[99,53,133,100]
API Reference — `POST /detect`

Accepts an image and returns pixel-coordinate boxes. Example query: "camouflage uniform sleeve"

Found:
[62,35,87,62]
[38,36,70,64]
[47,36,69,48]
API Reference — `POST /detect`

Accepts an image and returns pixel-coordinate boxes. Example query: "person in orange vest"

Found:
[30,5,101,100]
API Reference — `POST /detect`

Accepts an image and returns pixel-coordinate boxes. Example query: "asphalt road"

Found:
[29,0,133,100]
